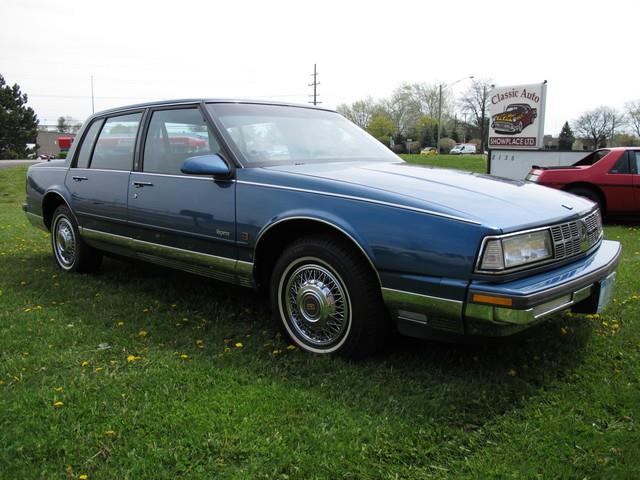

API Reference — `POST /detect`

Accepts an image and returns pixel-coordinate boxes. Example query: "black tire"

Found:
[270,235,388,357]
[51,205,102,273]
[567,187,604,213]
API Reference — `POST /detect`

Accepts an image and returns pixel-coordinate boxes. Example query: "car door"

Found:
[632,150,640,212]
[127,105,237,275]
[602,150,635,214]
[65,112,142,237]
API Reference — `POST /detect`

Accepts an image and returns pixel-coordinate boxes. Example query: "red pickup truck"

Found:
[526,148,640,216]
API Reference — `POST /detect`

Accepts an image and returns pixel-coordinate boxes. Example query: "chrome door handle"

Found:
[133,181,154,188]
[72,176,88,182]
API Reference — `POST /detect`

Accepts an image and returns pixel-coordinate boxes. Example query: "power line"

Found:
[308,64,321,106]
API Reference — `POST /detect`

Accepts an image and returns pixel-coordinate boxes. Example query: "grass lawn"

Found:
[400,154,487,173]
[1,165,639,479]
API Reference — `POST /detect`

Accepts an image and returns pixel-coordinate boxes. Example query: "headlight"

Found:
[479,230,553,271]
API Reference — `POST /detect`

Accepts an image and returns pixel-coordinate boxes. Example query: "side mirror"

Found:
[181,154,231,177]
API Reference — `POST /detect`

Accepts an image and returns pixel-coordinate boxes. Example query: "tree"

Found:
[558,121,575,151]
[573,106,624,149]
[413,116,437,147]
[625,100,640,138]
[0,74,39,159]
[336,97,378,129]
[459,79,492,152]
[57,116,69,133]
[366,114,396,146]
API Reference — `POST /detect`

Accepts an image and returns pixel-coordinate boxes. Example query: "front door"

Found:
[127,106,238,279]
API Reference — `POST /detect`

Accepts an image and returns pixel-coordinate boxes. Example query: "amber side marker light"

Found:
[472,294,513,307]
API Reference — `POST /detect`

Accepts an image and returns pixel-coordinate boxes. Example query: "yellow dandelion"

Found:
[104,430,116,438]
[195,339,204,348]
[235,342,243,348]
[180,354,189,360]
[507,369,517,377]
[54,386,64,392]
[116,321,124,327]
[272,349,282,356]
[143,308,149,313]
[286,345,296,351]
[81,361,89,368]
[79,475,88,480]
[171,303,177,308]
[126,355,141,363]
[94,367,103,373]
[223,347,231,353]
[53,401,64,408]
[138,330,148,337]
[223,338,232,345]
[560,327,568,336]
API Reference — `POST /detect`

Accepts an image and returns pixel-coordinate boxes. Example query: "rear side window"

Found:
[143,108,219,175]
[74,119,103,168]
[609,151,630,174]
[90,113,142,171]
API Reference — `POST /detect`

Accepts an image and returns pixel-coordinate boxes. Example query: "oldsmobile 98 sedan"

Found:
[24,99,621,356]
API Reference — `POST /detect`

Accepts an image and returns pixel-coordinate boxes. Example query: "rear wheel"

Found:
[51,205,102,273]
[270,235,388,357]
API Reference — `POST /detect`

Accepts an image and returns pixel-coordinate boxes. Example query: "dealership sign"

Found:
[488,82,547,149]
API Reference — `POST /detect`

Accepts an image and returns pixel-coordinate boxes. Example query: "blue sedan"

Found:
[23,99,621,356]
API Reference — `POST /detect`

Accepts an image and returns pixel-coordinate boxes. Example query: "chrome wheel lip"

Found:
[278,256,352,353]
[53,216,76,269]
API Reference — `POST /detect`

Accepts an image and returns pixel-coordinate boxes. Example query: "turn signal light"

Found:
[472,294,513,307]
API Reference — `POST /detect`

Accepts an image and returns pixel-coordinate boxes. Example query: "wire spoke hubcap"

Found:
[54,218,76,267]
[283,262,350,347]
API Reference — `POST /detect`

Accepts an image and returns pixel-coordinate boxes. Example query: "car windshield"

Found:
[208,103,400,167]
[505,105,525,112]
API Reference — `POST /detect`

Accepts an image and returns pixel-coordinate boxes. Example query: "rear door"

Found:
[65,112,142,236]
[127,105,237,270]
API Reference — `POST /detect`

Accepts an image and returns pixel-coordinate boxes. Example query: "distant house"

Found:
[543,135,559,150]
[36,131,76,155]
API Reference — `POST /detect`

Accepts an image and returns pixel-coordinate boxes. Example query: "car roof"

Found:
[91,98,336,118]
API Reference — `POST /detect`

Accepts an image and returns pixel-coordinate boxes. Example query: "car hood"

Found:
[263,161,595,232]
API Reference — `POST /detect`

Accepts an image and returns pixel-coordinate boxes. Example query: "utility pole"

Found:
[91,75,95,114]
[437,75,474,152]
[308,64,321,106]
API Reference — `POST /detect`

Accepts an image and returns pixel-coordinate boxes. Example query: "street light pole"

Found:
[436,75,474,152]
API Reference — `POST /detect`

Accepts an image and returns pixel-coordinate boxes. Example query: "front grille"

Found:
[550,210,602,261]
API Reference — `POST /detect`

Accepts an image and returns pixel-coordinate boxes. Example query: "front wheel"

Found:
[270,235,388,357]
[51,205,102,273]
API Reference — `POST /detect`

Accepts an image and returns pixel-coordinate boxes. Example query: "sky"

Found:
[1,0,638,135]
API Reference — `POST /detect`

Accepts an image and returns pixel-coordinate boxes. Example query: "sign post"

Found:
[488,82,547,150]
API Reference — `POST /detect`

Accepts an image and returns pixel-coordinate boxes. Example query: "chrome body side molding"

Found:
[381,287,464,334]
[79,227,254,287]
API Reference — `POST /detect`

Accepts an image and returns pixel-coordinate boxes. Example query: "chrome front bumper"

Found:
[382,240,622,338]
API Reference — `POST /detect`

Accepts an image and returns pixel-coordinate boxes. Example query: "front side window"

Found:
[208,103,399,167]
[90,113,142,171]
[74,119,103,168]
[143,108,219,175]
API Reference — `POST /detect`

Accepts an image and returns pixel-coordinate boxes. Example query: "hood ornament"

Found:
[561,204,574,210]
